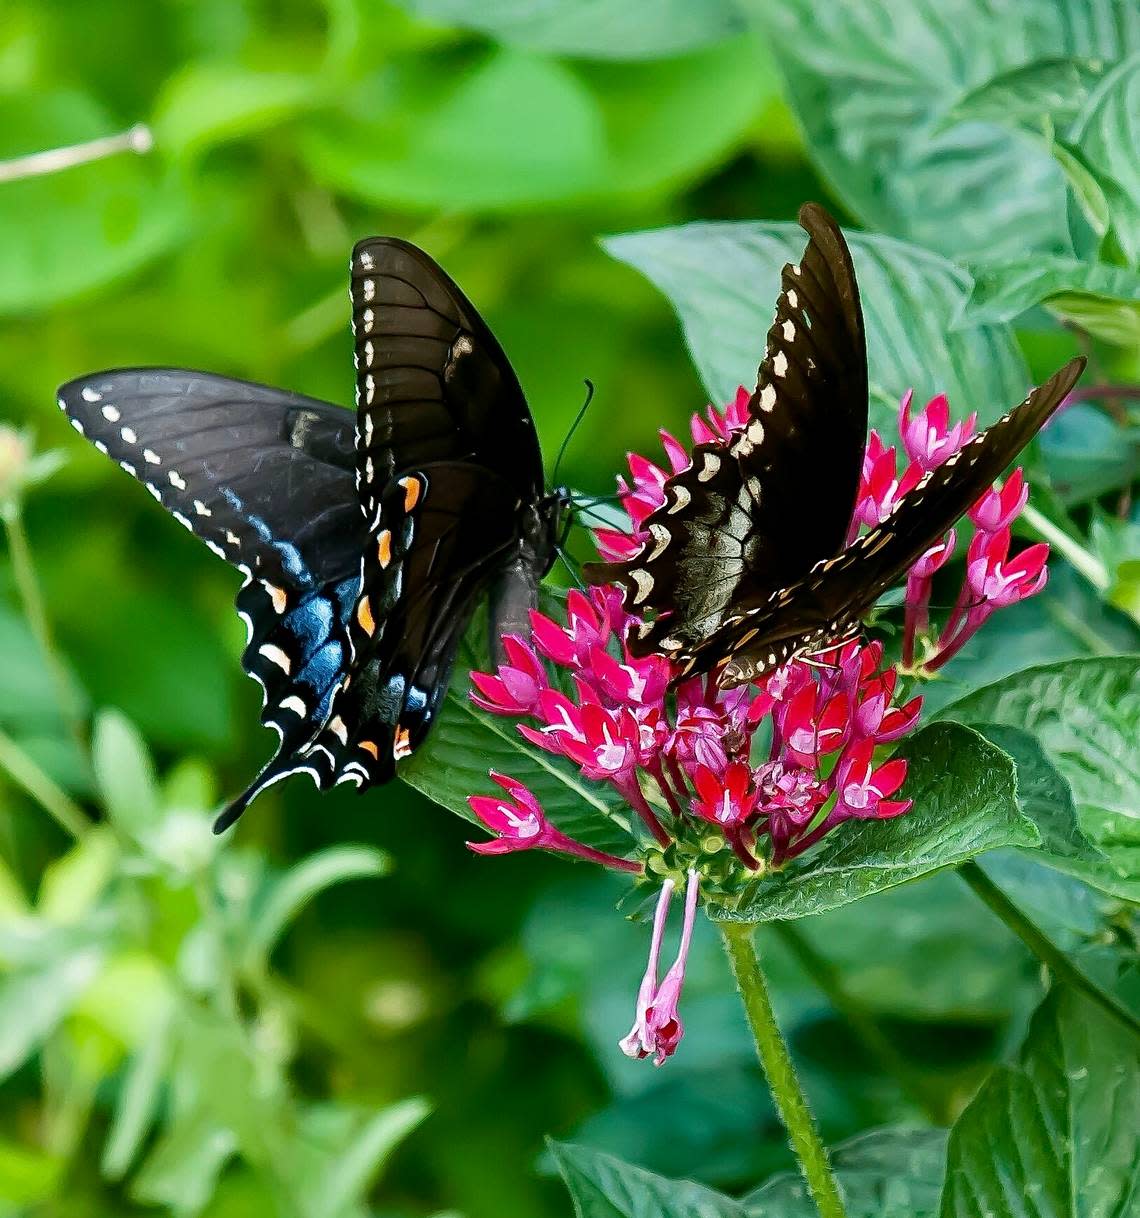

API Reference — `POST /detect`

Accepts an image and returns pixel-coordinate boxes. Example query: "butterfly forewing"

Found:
[59,370,365,770]
[58,369,363,586]
[350,238,544,519]
[585,203,867,660]
[698,357,1087,687]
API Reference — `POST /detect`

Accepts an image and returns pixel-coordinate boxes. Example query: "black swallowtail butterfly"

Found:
[59,240,569,830]
[586,203,1084,687]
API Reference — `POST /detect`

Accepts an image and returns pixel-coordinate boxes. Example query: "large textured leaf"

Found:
[947,56,1112,130]
[941,986,1140,1217]
[391,0,744,60]
[961,255,1140,345]
[1065,53,1140,265]
[604,221,1029,433]
[738,0,1140,260]
[975,723,1138,902]
[550,1140,746,1218]
[714,724,1037,924]
[745,1126,948,1218]
[0,90,184,315]
[938,656,1140,891]
[401,603,634,858]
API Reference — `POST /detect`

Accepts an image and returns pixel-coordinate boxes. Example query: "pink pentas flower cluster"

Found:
[855,394,1048,671]
[465,383,1049,1066]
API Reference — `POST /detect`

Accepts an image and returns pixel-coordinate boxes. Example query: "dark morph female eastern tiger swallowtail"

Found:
[59,240,569,831]
[586,203,1085,687]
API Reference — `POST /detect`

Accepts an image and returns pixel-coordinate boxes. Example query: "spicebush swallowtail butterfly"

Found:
[586,203,1084,687]
[59,240,569,831]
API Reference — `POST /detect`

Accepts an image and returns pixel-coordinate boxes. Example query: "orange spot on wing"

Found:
[377,529,392,568]
[359,740,379,760]
[393,726,412,759]
[398,476,421,512]
[356,596,376,636]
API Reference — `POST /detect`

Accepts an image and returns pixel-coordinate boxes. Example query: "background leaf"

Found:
[604,221,1030,432]
[550,1139,746,1218]
[940,986,1140,1217]
[745,1125,948,1218]
[738,0,1140,260]
[938,656,1140,890]
[391,0,745,60]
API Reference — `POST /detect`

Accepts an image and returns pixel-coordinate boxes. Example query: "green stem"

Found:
[959,861,1140,1040]
[2,505,86,747]
[194,870,241,1022]
[1020,503,1110,593]
[771,922,944,1122]
[719,921,847,1218]
[0,727,89,839]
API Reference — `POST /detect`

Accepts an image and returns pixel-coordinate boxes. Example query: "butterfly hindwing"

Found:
[586,203,868,660]
[59,369,366,784]
[695,357,1087,686]
[276,461,528,794]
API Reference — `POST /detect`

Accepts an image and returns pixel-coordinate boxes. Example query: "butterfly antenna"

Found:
[552,379,595,487]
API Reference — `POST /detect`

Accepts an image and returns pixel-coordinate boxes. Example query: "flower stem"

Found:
[1020,503,1109,593]
[719,920,848,1218]
[959,861,1140,1040]
[2,505,86,748]
[0,726,90,839]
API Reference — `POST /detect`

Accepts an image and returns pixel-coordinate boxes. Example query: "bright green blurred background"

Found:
[1,3,1138,1217]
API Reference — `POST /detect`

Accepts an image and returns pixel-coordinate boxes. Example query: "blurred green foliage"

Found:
[0,1,1138,1216]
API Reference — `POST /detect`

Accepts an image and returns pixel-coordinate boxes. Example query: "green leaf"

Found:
[549,1139,746,1218]
[391,0,745,60]
[735,0,1140,260]
[1046,289,1140,345]
[974,722,1138,901]
[960,254,1140,344]
[401,604,633,857]
[37,825,119,923]
[1042,408,1140,505]
[714,724,1038,924]
[102,1000,174,1180]
[603,221,1029,434]
[745,1125,948,1218]
[91,709,160,841]
[0,945,104,1081]
[1063,53,1140,265]
[0,90,184,315]
[937,656,1140,895]
[130,1108,237,1216]
[301,48,608,212]
[946,55,1112,131]
[580,37,777,199]
[940,986,1140,1217]
[152,65,326,161]
[917,566,1140,716]
[0,1137,64,1207]
[288,1098,431,1218]
[242,845,391,968]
